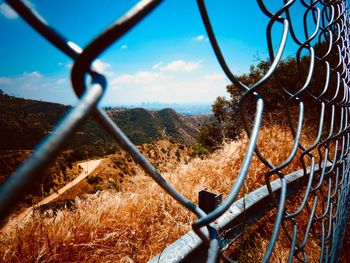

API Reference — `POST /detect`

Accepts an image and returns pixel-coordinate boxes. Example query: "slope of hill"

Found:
[0,92,208,161]
[0,94,69,150]
[0,123,321,262]
[47,139,191,205]
[0,92,209,214]
[107,107,199,145]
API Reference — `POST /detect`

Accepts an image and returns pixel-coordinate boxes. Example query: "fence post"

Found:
[199,189,222,214]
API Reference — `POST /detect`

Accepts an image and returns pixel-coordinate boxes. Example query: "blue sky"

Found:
[0,0,310,105]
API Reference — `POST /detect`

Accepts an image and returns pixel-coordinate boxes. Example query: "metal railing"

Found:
[1,0,350,262]
[149,164,327,262]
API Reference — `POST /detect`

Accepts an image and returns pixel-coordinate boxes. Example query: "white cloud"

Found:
[0,77,11,84]
[204,72,227,81]
[55,78,67,85]
[105,73,230,104]
[152,61,163,70]
[66,60,114,77]
[0,62,230,106]
[0,1,37,20]
[92,59,112,75]
[0,3,18,19]
[18,71,43,90]
[160,60,200,72]
[0,71,79,104]
[103,64,230,105]
[111,71,163,86]
[121,44,128,49]
[192,35,208,42]
[23,71,42,79]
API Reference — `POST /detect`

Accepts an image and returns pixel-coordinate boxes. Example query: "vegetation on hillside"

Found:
[49,139,191,203]
[196,42,337,153]
[107,107,201,145]
[0,120,326,262]
[0,92,119,160]
[0,150,82,214]
[0,92,205,162]
[0,92,209,206]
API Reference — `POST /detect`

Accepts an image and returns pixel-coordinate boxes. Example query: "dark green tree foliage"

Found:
[198,41,339,151]
[189,143,210,157]
[108,108,198,145]
[0,95,68,150]
[0,93,120,161]
[196,123,223,152]
[190,122,223,157]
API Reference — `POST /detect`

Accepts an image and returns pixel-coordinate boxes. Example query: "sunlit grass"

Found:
[0,120,329,262]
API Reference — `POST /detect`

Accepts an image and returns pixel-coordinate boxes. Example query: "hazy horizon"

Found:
[1,89,213,115]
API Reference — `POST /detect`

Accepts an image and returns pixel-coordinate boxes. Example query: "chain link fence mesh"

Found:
[1,0,350,262]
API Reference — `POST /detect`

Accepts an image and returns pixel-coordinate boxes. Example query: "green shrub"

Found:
[189,143,211,157]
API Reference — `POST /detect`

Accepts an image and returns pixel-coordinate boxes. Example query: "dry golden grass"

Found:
[0,119,335,262]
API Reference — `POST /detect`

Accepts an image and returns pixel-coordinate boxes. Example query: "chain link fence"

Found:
[1,0,350,262]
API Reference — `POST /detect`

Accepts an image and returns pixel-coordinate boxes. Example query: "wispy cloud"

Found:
[152,61,163,70]
[105,64,230,104]
[192,35,208,42]
[111,71,163,86]
[0,71,77,104]
[65,59,114,77]
[0,64,230,105]
[103,59,231,104]
[55,78,67,85]
[0,77,12,84]
[92,59,114,76]
[23,71,42,79]
[0,72,44,93]
[159,60,200,72]
[0,3,18,19]
[204,72,226,81]
[120,44,128,49]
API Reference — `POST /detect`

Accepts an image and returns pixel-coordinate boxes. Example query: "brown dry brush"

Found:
[0,114,337,262]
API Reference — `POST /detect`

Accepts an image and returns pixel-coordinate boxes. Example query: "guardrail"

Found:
[149,164,328,262]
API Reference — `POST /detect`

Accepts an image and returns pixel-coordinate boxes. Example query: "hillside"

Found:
[0,92,209,162]
[0,93,210,214]
[0,123,322,262]
[107,107,200,145]
[46,139,191,206]
[0,94,69,150]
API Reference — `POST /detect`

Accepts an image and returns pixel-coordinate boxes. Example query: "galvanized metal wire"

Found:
[1,0,350,262]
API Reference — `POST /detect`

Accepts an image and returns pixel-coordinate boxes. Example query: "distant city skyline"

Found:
[107,101,213,116]
[0,1,308,105]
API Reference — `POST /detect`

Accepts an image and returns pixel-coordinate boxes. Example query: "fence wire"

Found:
[1,0,350,262]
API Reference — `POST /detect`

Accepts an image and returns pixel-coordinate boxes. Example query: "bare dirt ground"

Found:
[1,159,103,233]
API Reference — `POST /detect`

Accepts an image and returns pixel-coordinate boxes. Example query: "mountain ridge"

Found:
[0,94,210,155]
[0,92,212,207]
[0,91,213,164]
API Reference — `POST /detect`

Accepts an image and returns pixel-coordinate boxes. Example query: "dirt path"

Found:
[35,159,102,206]
[1,159,103,232]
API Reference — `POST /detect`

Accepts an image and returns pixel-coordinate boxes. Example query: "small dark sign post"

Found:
[198,189,222,214]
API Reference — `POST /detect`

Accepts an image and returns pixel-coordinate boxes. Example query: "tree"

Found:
[197,40,337,151]
[197,123,223,152]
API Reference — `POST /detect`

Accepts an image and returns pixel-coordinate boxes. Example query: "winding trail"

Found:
[1,159,103,232]
[35,159,102,206]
